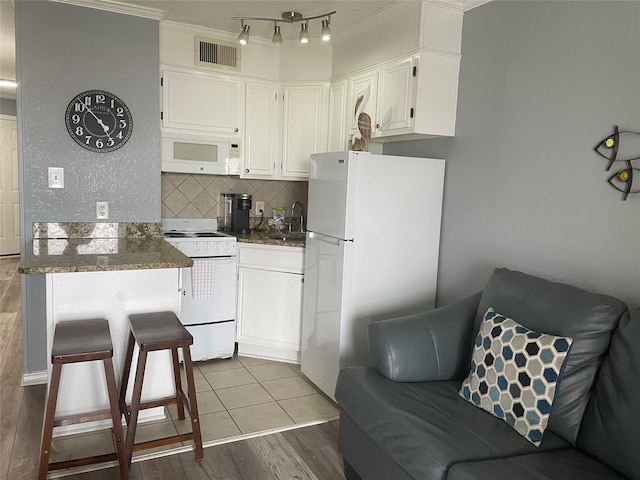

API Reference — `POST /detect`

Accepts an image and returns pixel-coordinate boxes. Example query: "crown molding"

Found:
[49,0,166,21]
[463,0,494,11]
[334,1,417,45]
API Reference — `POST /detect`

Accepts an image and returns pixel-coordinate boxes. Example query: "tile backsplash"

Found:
[161,173,308,222]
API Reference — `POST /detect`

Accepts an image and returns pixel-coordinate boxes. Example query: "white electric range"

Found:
[162,218,237,361]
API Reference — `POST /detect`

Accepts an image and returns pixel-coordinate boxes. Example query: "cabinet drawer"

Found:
[238,244,304,273]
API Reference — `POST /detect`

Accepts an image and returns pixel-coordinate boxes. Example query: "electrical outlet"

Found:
[255,201,265,215]
[96,201,109,220]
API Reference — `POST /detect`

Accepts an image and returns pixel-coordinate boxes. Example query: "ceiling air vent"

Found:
[194,36,241,72]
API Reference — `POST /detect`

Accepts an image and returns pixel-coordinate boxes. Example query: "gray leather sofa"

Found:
[335,268,639,480]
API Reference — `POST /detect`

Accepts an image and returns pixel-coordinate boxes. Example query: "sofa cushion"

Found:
[475,268,627,444]
[335,366,569,480]
[578,309,640,479]
[460,307,573,446]
[446,449,626,480]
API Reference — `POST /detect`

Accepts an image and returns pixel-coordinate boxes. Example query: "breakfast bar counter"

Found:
[19,236,192,274]
[19,222,191,435]
[19,222,192,274]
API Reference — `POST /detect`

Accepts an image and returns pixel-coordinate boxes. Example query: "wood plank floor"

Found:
[0,255,346,480]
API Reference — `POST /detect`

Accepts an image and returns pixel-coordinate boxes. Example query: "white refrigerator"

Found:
[300,151,446,401]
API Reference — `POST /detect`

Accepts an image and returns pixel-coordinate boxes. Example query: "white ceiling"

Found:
[0,0,485,98]
[122,0,401,41]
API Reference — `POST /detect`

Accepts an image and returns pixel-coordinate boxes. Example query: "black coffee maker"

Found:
[231,193,252,234]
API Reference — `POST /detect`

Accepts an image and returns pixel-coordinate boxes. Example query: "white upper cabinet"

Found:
[376,56,416,134]
[243,80,280,178]
[242,82,327,181]
[161,67,244,136]
[347,70,378,136]
[281,84,328,180]
[345,57,415,139]
[337,52,459,142]
[332,2,462,141]
[327,80,348,152]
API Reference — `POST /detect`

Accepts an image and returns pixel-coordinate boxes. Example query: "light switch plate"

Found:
[48,167,64,188]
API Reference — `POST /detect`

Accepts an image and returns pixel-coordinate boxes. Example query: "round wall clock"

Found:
[65,90,133,152]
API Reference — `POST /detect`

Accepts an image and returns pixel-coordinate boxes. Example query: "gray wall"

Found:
[16,1,160,372]
[386,1,640,309]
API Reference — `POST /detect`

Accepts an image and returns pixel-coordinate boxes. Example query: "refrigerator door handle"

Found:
[308,231,353,244]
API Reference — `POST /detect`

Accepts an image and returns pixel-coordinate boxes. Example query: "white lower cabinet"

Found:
[236,244,304,362]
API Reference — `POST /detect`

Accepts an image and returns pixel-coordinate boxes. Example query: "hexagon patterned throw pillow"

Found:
[459,307,573,446]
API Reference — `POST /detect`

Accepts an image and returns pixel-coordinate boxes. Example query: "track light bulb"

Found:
[272,24,282,44]
[299,22,310,44]
[321,19,332,41]
[238,24,250,45]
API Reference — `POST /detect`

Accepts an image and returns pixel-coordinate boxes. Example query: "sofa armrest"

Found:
[369,292,481,382]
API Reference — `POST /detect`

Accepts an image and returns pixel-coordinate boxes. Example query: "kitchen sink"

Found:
[268,231,306,242]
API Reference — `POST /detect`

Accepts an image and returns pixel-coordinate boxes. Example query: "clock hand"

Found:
[96,118,113,138]
[83,104,113,140]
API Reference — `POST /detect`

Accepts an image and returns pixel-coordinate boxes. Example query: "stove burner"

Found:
[194,232,225,238]
[164,232,189,237]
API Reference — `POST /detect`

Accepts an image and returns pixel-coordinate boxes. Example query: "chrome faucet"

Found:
[290,201,304,232]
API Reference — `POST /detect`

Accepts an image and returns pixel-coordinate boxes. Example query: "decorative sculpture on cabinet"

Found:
[352,87,371,152]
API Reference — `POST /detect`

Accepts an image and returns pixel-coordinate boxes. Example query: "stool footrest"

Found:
[132,433,194,452]
[54,410,115,428]
[46,448,121,472]
[132,394,185,412]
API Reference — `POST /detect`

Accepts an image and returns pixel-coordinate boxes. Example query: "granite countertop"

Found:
[234,228,306,248]
[19,222,192,274]
[19,222,304,274]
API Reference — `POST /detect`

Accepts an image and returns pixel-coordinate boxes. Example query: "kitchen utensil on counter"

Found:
[220,193,234,232]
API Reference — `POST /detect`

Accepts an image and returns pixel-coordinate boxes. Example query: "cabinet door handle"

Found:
[245,168,250,173]
[376,123,381,129]
[234,128,239,133]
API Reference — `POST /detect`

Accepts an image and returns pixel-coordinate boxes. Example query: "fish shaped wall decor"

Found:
[594,125,640,170]
[594,125,640,200]
[607,162,640,201]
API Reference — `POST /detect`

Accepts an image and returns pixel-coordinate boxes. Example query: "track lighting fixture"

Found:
[237,22,250,45]
[321,19,332,41]
[299,22,310,44]
[232,11,336,45]
[272,23,282,44]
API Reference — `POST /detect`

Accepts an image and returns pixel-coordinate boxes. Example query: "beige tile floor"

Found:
[49,355,339,467]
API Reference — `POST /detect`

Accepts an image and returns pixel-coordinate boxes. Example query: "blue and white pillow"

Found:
[459,307,573,446]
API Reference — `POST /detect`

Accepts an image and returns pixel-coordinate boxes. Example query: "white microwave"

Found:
[161,133,241,175]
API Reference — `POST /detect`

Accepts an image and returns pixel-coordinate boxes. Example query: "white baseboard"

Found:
[22,370,48,386]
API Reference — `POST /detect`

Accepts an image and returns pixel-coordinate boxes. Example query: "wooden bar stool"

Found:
[118,311,203,467]
[38,319,128,480]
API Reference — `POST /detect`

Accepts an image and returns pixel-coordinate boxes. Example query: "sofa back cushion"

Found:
[474,268,627,445]
[578,309,640,479]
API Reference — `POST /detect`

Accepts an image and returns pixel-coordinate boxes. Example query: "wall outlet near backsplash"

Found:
[161,173,308,223]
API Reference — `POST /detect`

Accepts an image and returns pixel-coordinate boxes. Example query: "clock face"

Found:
[65,90,133,153]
